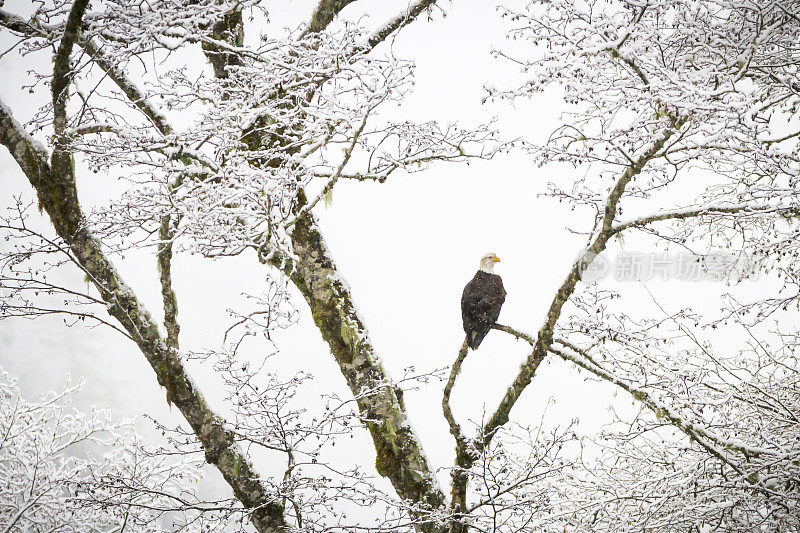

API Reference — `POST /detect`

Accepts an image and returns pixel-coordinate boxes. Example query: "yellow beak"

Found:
[494,256,501,262]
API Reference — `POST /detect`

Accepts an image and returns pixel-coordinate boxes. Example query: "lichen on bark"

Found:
[265,207,447,531]
[0,79,288,533]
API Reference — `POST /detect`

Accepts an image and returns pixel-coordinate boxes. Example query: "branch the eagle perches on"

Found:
[442,320,773,523]
[441,324,534,532]
[442,325,535,462]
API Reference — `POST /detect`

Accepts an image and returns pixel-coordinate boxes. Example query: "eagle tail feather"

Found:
[468,329,489,350]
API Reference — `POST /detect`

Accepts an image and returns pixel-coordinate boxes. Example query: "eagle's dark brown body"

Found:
[461,270,506,349]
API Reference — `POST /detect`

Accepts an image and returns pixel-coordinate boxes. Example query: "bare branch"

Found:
[611,204,800,235]
[442,340,470,449]
[549,340,771,462]
[478,116,688,451]
[51,0,90,136]
[283,105,373,228]
[267,207,447,530]
[157,215,180,350]
[0,96,288,533]
[367,0,438,50]
[493,323,535,345]
[80,38,173,136]
[442,339,474,533]
[302,0,358,37]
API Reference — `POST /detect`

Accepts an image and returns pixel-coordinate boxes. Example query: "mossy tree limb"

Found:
[199,2,450,528]
[302,0,359,37]
[477,116,688,452]
[266,207,448,532]
[157,214,180,351]
[200,7,244,80]
[0,62,288,533]
[437,119,688,530]
[442,340,474,533]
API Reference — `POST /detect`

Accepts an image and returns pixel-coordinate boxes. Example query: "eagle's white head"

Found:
[479,252,501,273]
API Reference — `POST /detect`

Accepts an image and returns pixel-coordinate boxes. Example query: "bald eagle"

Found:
[461,253,506,350]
